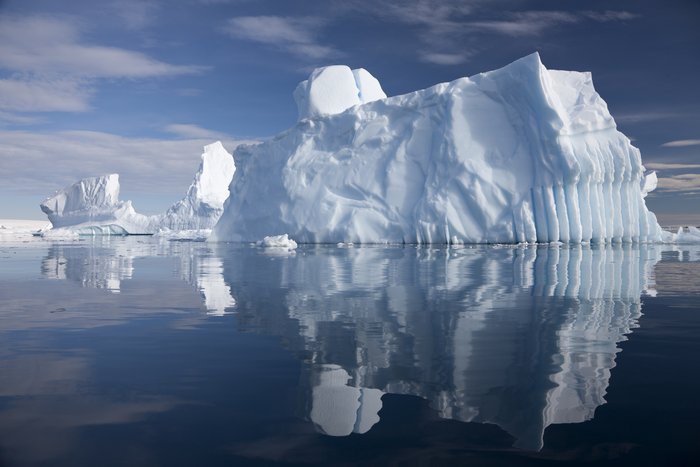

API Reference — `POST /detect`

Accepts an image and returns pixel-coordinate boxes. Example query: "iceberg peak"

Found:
[293,65,387,120]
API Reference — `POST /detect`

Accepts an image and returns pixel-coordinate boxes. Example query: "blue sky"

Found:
[0,0,698,223]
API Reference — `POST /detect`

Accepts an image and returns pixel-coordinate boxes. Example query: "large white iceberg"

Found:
[41,141,235,235]
[212,53,665,244]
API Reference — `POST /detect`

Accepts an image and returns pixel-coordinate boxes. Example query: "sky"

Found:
[0,0,698,224]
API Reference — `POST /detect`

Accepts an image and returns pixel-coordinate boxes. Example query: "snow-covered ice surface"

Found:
[213,53,671,244]
[293,65,387,120]
[40,142,234,236]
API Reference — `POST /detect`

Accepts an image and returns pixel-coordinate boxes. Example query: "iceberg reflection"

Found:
[223,244,661,450]
[40,238,236,315]
[36,238,670,450]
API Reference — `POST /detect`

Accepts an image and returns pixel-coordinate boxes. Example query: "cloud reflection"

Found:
[40,238,236,315]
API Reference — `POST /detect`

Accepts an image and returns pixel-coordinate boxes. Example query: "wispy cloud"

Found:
[0,16,202,78]
[0,14,203,120]
[349,0,474,64]
[164,123,233,141]
[420,52,471,65]
[582,11,638,22]
[657,174,700,192]
[469,11,579,36]
[111,0,159,30]
[0,130,255,199]
[614,111,687,124]
[0,111,43,125]
[468,10,637,36]
[0,78,92,112]
[646,162,700,170]
[661,139,700,148]
[338,1,638,65]
[223,16,337,60]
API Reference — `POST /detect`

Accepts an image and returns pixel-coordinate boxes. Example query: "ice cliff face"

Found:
[160,142,236,230]
[41,141,235,234]
[213,53,664,244]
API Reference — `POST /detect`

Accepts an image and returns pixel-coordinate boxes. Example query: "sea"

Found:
[1,236,699,466]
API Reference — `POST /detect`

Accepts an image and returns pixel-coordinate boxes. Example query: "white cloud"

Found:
[111,0,159,30]
[0,15,204,118]
[0,78,91,112]
[661,139,700,148]
[175,88,203,97]
[0,16,202,78]
[420,52,470,65]
[224,16,337,60]
[657,174,700,192]
[340,2,638,64]
[645,162,700,170]
[164,123,232,140]
[0,111,43,125]
[467,10,636,36]
[614,111,686,124]
[0,130,256,200]
[582,11,638,22]
[469,11,577,36]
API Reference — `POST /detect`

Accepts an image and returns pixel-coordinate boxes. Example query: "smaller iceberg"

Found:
[676,226,700,244]
[40,142,235,236]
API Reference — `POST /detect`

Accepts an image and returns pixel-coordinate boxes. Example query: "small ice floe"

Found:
[40,228,80,240]
[676,226,700,244]
[155,229,211,241]
[257,234,298,250]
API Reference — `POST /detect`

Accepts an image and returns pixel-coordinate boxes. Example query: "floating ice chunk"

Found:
[39,228,80,240]
[676,226,700,244]
[256,234,298,250]
[154,229,212,241]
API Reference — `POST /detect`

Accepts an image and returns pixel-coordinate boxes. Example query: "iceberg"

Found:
[212,53,666,244]
[40,141,235,235]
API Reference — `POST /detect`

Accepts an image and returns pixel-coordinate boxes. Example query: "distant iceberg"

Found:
[212,53,667,244]
[40,142,235,235]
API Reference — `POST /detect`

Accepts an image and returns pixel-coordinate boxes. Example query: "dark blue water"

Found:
[0,238,699,466]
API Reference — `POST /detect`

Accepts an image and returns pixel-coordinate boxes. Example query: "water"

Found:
[1,238,699,466]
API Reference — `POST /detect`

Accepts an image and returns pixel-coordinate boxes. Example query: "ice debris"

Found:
[256,234,298,250]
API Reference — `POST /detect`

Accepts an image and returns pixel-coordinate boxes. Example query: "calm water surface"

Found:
[1,237,699,466]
